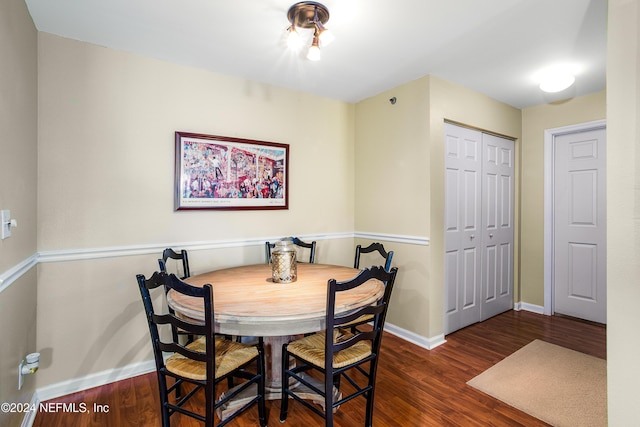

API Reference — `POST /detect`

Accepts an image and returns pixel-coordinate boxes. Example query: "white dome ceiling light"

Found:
[537,65,578,93]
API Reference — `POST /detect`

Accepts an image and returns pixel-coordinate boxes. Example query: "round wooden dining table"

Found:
[167,262,384,412]
[168,263,384,337]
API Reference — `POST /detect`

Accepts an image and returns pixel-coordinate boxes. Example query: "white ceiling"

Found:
[24,0,607,109]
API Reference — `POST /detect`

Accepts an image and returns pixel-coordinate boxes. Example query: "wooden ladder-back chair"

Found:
[280,266,398,427]
[265,236,317,263]
[354,242,394,272]
[159,248,191,279]
[136,271,266,427]
[158,248,196,343]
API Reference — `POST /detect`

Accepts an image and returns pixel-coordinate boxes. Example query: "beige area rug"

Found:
[467,340,607,427]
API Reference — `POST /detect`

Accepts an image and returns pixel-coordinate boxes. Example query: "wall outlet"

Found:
[1,210,10,239]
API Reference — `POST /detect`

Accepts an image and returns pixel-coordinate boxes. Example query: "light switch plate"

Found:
[1,210,11,239]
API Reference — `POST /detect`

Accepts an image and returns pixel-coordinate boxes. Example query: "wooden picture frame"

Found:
[175,132,289,210]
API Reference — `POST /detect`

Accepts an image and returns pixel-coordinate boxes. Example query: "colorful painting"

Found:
[175,132,288,210]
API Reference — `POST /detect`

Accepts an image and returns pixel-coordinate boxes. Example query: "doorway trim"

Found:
[543,119,606,315]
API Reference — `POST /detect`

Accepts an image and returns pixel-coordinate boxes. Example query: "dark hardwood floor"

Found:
[32,310,606,427]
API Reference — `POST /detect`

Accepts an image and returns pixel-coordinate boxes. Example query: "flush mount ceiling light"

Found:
[286,2,334,61]
[538,66,576,93]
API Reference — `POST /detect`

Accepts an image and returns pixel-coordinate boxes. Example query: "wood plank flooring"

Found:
[32,310,606,427]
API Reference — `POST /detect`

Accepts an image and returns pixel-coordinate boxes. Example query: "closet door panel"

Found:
[480,133,514,320]
[444,123,482,334]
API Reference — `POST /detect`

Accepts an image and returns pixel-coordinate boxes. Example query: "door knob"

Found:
[489,233,494,238]
[470,235,475,240]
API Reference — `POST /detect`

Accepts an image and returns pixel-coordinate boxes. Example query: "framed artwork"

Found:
[175,132,289,210]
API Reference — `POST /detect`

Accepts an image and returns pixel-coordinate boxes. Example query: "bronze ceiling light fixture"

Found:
[286,1,334,61]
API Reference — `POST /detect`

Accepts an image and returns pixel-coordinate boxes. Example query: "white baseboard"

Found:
[20,391,39,427]
[384,322,446,350]
[36,359,157,403]
[23,361,154,427]
[514,302,546,315]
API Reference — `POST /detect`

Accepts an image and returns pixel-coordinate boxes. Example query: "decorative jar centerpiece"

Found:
[271,240,297,283]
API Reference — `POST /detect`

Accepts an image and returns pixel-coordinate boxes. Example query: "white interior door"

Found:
[480,133,514,320]
[444,123,482,334]
[553,128,606,324]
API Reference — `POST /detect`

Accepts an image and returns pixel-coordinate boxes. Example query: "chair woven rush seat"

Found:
[165,336,260,381]
[285,328,372,369]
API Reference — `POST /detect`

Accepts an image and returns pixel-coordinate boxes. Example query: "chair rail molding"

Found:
[0,253,38,294]
[36,231,429,264]
[1,231,429,294]
[354,231,429,246]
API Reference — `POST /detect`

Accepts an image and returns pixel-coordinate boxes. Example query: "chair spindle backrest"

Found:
[325,266,398,368]
[354,242,394,272]
[158,248,190,279]
[136,272,216,400]
[265,237,317,263]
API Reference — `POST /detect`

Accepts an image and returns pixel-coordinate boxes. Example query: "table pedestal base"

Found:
[216,335,341,421]
[216,376,341,421]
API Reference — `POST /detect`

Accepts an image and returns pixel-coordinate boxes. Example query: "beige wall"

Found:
[355,78,430,236]
[607,0,640,423]
[520,92,606,306]
[35,33,356,388]
[0,0,38,426]
[355,76,521,338]
[0,1,37,274]
[354,78,431,337]
[37,34,355,250]
[0,273,38,427]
